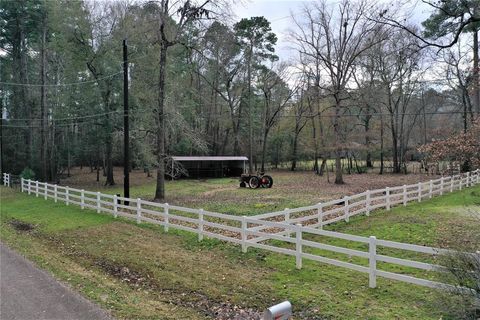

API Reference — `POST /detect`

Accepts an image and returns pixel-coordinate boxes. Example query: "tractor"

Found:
[239,172,273,189]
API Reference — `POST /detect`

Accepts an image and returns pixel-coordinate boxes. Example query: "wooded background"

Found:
[1,0,479,200]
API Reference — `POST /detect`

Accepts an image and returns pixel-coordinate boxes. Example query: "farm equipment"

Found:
[239,172,273,189]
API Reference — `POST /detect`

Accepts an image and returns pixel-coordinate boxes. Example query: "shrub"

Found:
[20,167,35,180]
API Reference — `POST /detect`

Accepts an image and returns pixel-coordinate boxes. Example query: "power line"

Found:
[4,111,121,122]
[0,71,123,87]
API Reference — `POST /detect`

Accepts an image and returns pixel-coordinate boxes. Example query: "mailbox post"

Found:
[263,301,292,320]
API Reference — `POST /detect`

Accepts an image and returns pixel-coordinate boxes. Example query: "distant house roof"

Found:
[172,156,248,161]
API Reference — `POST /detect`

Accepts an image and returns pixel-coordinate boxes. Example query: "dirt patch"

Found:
[203,187,239,197]
[93,257,261,319]
[9,219,35,232]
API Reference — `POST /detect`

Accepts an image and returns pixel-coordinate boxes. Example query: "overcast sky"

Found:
[231,0,435,61]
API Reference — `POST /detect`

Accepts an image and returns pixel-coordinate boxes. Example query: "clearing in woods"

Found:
[1,181,479,319]
[59,167,440,216]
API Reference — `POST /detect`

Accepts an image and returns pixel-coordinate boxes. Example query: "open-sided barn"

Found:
[172,156,248,179]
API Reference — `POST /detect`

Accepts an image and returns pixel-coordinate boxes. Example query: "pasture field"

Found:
[59,167,440,216]
[1,179,478,319]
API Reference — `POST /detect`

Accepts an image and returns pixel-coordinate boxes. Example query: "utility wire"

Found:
[4,111,122,122]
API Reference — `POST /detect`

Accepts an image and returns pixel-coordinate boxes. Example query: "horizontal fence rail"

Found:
[6,169,479,293]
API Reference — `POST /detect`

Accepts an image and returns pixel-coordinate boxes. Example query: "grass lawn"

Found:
[1,185,479,319]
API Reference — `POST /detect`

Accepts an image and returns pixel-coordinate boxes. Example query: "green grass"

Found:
[1,185,479,319]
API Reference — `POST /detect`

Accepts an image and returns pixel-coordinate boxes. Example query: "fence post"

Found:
[28,179,31,195]
[21,178,24,192]
[385,188,390,210]
[136,199,141,224]
[65,186,70,205]
[8,174,10,187]
[96,192,101,213]
[284,208,290,237]
[440,177,444,195]
[44,182,47,200]
[36,181,39,197]
[369,236,377,288]
[54,184,58,203]
[366,190,371,216]
[113,194,118,218]
[429,180,433,199]
[466,172,470,187]
[241,216,247,253]
[344,196,350,222]
[164,203,169,232]
[81,189,85,209]
[317,203,323,229]
[459,175,463,190]
[295,224,302,269]
[417,182,422,202]
[198,209,204,241]
[402,185,407,206]
[450,176,454,192]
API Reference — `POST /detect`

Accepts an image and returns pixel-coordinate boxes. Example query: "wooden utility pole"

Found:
[123,39,130,202]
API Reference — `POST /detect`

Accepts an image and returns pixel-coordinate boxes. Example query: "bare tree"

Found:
[258,63,296,172]
[152,0,228,200]
[291,0,385,184]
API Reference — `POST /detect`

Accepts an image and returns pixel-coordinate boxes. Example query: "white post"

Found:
[417,182,422,202]
[440,177,444,195]
[466,172,470,187]
[36,181,39,197]
[344,196,350,222]
[44,182,47,200]
[164,203,169,232]
[295,224,302,269]
[136,199,141,224]
[450,176,454,192]
[113,195,118,218]
[459,175,463,190]
[81,189,85,209]
[369,236,377,288]
[284,208,290,237]
[241,216,247,253]
[21,178,24,192]
[429,180,433,199]
[317,203,323,229]
[385,188,390,210]
[54,184,58,203]
[28,179,31,195]
[366,190,371,216]
[198,209,204,241]
[96,192,101,213]
[402,185,407,206]
[65,186,70,205]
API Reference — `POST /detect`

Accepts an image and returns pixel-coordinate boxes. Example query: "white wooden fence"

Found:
[2,173,10,187]
[12,171,479,293]
[252,170,480,233]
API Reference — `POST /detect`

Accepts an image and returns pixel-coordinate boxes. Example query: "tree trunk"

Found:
[291,130,299,171]
[40,14,48,181]
[260,129,269,172]
[155,42,168,201]
[365,105,372,168]
[474,30,479,114]
[334,97,343,184]
[380,115,385,175]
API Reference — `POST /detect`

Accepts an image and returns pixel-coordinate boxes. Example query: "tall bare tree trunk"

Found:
[474,31,479,114]
[155,42,168,200]
[334,96,343,184]
[40,11,48,181]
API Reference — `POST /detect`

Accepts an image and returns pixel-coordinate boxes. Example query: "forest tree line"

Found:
[1,0,479,200]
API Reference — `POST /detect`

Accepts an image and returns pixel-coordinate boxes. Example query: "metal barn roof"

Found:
[172,156,248,161]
